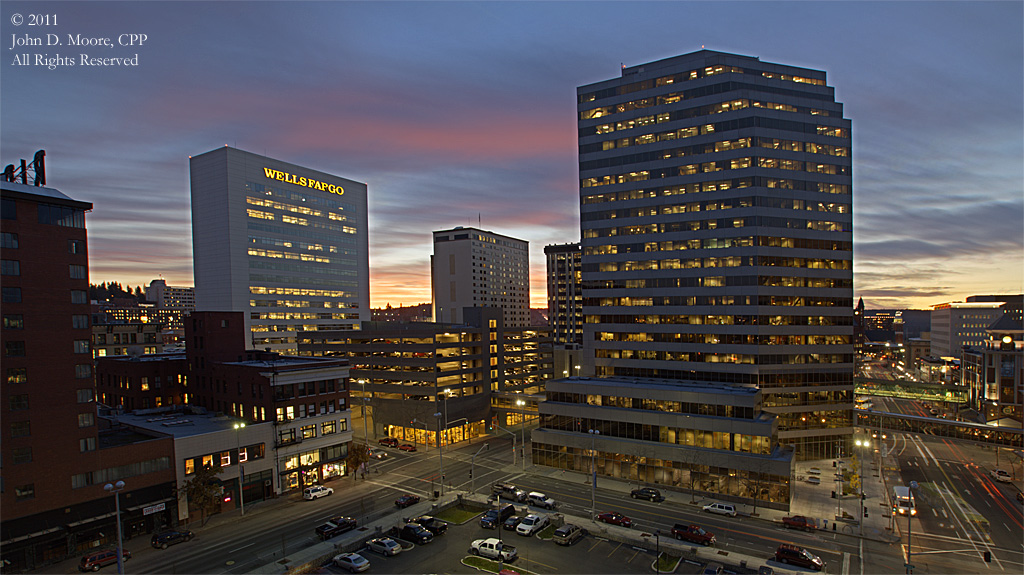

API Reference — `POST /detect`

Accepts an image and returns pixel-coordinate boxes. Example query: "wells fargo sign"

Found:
[263,167,344,196]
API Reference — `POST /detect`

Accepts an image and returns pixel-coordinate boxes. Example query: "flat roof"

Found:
[110,409,250,438]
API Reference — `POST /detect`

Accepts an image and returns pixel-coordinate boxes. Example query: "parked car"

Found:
[503,515,524,530]
[527,491,556,509]
[398,443,417,452]
[378,437,399,447]
[471,538,518,562]
[79,549,131,572]
[366,536,402,556]
[702,561,724,575]
[411,515,448,535]
[630,487,664,502]
[516,513,549,536]
[670,523,715,545]
[991,469,1013,483]
[480,503,516,529]
[596,512,632,527]
[552,523,585,546]
[316,516,358,540]
[399,523,434,544]
[303,485,334,500]
[492,482,528,502]
[775,543,826,571]
[394,494,420,508]
[151,529,193,549]
[702,502,737,517]
[782,515,818,532]
[333,552,370,573]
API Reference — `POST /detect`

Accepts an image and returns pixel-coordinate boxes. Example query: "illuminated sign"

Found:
[263,167,344,196]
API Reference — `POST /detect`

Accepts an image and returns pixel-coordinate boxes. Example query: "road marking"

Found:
[607,541,622,557]
[230,542,255,553]
[842,551,850,575]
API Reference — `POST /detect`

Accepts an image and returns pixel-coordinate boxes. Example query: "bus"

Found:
[892,485,916,516]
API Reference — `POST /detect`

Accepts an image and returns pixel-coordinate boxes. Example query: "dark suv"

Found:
[411,515,448,535]
[671,524,715,545]
[480,503,516,529]
[79,549,131,572]
[630,487,665,502]
[151,529,194,549]
[775,544,825,571]
[399,523,434,544]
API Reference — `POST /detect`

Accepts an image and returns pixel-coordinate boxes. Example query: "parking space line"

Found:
[607,541,622,557]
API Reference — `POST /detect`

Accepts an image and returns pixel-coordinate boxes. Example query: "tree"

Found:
[678,446,709,503]
[178,464,223,526]
[346,442,370,480]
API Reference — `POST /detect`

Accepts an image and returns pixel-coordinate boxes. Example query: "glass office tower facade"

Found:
[578,51,853,458]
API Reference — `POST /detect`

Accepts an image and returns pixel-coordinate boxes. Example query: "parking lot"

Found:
[317,506,708,574]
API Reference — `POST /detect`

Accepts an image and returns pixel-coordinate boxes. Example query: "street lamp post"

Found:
[516,399,526,471]
[234,422,246,516]
[589,429,600,521]
[103,481,126,575]
[359,379,371,470]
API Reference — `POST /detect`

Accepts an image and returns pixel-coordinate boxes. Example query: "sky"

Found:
[2,1,1021,311]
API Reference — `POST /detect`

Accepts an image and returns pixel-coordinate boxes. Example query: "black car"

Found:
[151,529,193,549]
[630,487,665,502]
[316,516,358,540]
[503,515,524,530]
[480,503,516,529]
[399,523,434,544]
[411,515,448,535]
[395,494,420,508]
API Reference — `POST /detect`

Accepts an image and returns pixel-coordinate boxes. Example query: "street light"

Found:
[589,429,600,521]
[359,379,370,467]
[234,422,246,516]
[435,388,453,496]
[103,481,126,575]
[516,398,526,471]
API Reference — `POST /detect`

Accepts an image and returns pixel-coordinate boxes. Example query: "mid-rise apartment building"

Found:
[145,279,195,311]
[190,147,370,353]
[930,301,1006,358]
[577,51,854,458]
[432,227,530,327]
[545,242,583,346]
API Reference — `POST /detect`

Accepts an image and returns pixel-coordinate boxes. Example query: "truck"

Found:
[315,516,357,540]
[470,538,518,562]
[892,486,916,516]
[670,523,715,545]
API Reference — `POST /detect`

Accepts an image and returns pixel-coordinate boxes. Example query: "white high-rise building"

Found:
[431,227,530,327]
[190,146,369,353]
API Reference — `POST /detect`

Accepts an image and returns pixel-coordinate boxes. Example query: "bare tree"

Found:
[177,464,222,526]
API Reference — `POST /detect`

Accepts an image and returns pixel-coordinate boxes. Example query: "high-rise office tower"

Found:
[190,147,370,353]
[545,242,583,346]
[432,227,530,327]
[578,51,853,458]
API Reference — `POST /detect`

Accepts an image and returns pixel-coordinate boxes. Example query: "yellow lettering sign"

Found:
[262,167,344,196]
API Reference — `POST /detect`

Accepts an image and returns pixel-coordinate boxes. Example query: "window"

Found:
[0,232,17,248]
[78,412,95,428]
[339,418,348,432]
[75,364,91,379]
[1,260,20,276]
[220,451,231,466]
[185,459,195,475]
[300,424,316,439]
[0,199,15,221]
[77,388,93,403]
[278,428,297,445]
[238,447,248,463]
[9,394,29,410]
[69,264,86,279]
[72,314,88,329]
[71,290,87,304]
[3,314,23,329]
[15,484,34,501]
[11,420,30,437]
[322,420,337,435]
[38,203,85,228]
[13,447,32,463]
[8,368,27,384]
[68,239,85,254]
[72,472,93,489]
[2,287,21,303]
[80,437,96,452]
[202,454,214,468]
[5,341,25,357]
[74,340,89,354]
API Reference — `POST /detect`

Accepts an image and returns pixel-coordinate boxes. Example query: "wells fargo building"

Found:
[190,147,370,353]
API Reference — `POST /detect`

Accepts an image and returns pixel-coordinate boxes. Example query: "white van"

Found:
[527,491,556,509]
[892,486,916,516]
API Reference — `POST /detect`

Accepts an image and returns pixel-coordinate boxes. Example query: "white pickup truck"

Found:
[470,538,518,562]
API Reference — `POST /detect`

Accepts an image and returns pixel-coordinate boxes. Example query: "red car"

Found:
[378,437,399,447]
[395,494,420,508]
[596,512,632,527]
[398,443,417,452]
[671,523,715,545]
[782,515,818,532]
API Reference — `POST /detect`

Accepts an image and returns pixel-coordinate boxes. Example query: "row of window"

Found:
[586,236,852,256]
[247,181,357,214]
[0,287,89,304]
[277,418,349,444]
[249,259,358,276]
[582,177,850,205]
[595,366,853,386]
[248,222,357,247]
[583,215,851,238]
[249,235,356,256]
[593,349,850,365]
[583,275,852,290]
[579,65,824,104]
[1,199,88,228]
[588,256,851,273]
[545,417,774,455]
[70,456,172,490]
[246,195,352,222]
[183,443,267,475]
[251,285,358,298]
[249,272,358,291]
[246,208,357,234]
[583,197,849,223]
[587,314,853,326]
[547,391,756,419]
[582,157,849,188]
[250,299,359,309]
[590,295,852,308]
[595,332,851,345]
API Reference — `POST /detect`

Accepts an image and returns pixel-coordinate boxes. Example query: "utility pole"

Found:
[589,429,600,521]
